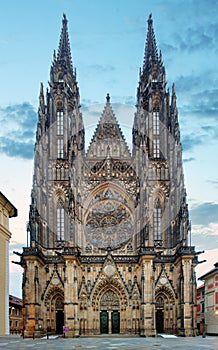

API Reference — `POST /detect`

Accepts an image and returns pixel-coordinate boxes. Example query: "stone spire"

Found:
[142,14,159,73]
[57,13,74,73]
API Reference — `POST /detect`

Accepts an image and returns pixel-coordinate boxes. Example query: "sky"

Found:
[0,0,218,297]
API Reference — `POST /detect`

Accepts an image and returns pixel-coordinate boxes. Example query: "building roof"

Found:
[0,192,17,218]
[9,295,23,307]
[197,283,205,290]
[198,262,218,280]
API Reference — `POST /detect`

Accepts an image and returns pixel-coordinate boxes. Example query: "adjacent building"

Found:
[196,284,205,334]
[199,262,218,335]
[19,14,198,337]
[9,295,23,334]
[0,192,17,335]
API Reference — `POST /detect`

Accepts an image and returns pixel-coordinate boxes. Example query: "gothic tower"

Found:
[19,14,198,338]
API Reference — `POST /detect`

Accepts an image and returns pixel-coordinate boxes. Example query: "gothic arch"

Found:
[100,290,120,310]
[150,183,169,199]
[84,181,134,215]
[54,96,64,107]
[48,183,69,200]
[44,286,64,306]
[155,285,175,303]
[43,286,64,333]
[91,276,128,311]
[152,94,161,107]
[155,285,176,333]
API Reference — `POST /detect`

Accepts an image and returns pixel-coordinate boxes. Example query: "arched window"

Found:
[153,139,160,158]
[156,296,164,308]
[153,111,159,135]
[57,111,64,135]
[57,198,64,241]
[153,109,160,158]
[154,198,161,241]
[57,138,64,158]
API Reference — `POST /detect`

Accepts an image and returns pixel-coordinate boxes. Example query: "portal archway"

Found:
[44,287,64,334]
[100,290,120,334]
[155,286,176,334]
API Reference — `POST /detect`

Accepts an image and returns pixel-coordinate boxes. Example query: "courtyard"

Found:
[0,335,217,350]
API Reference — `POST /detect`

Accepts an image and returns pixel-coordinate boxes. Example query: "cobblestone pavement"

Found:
[0,335,218,350]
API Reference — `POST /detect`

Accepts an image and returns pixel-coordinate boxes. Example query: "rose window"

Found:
[85,187,133,249]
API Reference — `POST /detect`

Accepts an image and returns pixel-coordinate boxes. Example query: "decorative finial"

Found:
[106,93,110,103]
[148,13,152,22]
[53,50,56,62]
[40,82,44,95]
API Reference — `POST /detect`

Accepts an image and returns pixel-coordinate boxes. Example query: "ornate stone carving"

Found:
[100,290,120,309]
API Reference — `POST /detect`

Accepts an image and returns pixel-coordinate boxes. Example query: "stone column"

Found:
[108,311,112,334]
[140,254,156,337]
[182,257,195,336]
[63,256,79,337]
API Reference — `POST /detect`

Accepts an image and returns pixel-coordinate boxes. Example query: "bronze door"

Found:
[100,311,109,334]
[112,310,120,334]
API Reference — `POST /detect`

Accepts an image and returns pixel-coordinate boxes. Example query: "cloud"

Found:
[0,102,37,159]
[9,241,24,252]
[183,157,195,163]
[181,133,204,152]
[187,89,218,119]
[175,75,203,94]
[192,223,218,251]
[178,85,218,121]
[180,122,218,152]
[161,25,215,57]
[81,98,93,107]
[179,29,214,53]
[190,202,218,226]
[88,64,115,73]
[124,96,135,106]
[207,179,218,187]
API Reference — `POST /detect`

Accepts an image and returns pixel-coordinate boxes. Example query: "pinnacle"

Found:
[143,13,159,72]
[57,13,74,73]
[106,93,110,103]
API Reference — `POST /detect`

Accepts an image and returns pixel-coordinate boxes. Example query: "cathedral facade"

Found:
[19,14,198,337]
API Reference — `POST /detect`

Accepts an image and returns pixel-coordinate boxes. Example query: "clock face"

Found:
[159,277,167,285]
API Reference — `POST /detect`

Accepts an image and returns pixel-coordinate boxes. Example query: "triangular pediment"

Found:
[86,95,131,158]
[41,268,64,301]
[155,267,176,299]
[90,254,129,310]
[79,280,88,299]
[131,282,141,300]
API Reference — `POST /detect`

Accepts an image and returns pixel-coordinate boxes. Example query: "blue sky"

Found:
[0,0,218,297]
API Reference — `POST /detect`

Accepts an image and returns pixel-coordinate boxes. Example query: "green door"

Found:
[112,311,120,334]
[100,311,108,334]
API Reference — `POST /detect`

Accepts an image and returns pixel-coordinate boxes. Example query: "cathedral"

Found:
[19,14,198,337]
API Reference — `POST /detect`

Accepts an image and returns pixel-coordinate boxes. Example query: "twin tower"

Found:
[19,14,198,337]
